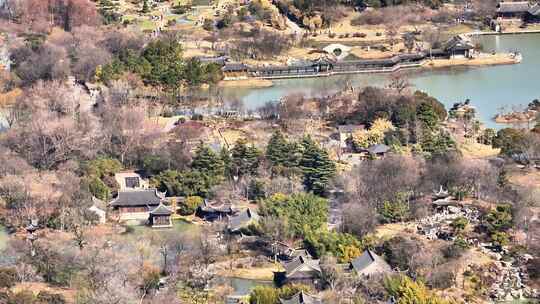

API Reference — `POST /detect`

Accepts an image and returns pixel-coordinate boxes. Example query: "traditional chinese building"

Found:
[275,255,322,287]
[148,203,173,228]
[109,189,165,221]
[349,250,392,278]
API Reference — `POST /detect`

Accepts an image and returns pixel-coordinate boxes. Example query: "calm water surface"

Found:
[223,34,540,128]
[218,277,274,296]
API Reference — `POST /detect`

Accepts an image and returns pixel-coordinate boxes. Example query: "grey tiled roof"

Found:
[337,124,364,133]
[497,1,530,13]
[228,208,259,231]
[222,63,249,72]
[110,189,163,207]
[367,144,390,154]
[282,255,321,277]
[200,200,233,213]
[350,250,391,275]
[443,36,474,52]
[529,3,540,15]
[150,203,173,216]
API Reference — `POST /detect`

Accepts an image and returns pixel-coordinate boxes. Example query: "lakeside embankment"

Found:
[225,52,521,82]
[217,78,274,88]
[465,29,540,36]
[425,53,521,69]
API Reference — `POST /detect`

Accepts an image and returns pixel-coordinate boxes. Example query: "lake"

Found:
[217,277,274,296]
[222,33,540,129]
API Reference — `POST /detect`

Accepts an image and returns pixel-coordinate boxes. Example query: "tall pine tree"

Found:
[299,136,336,195]
[265,130,301,176]
[231,139,261,179]
[191,142,224,181]
[220,146,232,179]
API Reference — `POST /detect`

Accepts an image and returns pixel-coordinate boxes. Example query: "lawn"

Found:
[138,19,159,30]
[218,265,281,281]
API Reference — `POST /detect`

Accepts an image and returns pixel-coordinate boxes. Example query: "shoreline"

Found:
[224,53,520,81]
[220,30,533,82]
[465,29,540,37]
[217,78,274,88]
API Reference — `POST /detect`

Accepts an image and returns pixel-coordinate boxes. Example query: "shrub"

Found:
[490,231,510,247]
[36,291,66,304]
[161,109,173,117]
[87,176,111,201]
[142,154,169,175]
[442,238,468,260]
[0,267,18,289]
[450,216,469,234]
[484,204,513,233]
[247,179,266,201]
[351,10,384,25]
[249,286,278,304]
[7,290,35,303]
[203,18,214,31]
[191,114,204,121]
[528,258,540,280]
[379,192,411,223]
[385,275,454,304]
[427,268,456,289]
[179,196,203,215]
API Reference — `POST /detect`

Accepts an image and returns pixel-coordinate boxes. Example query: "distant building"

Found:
[197,55,229,65]
[197,200,234,221]
[222,63,250,80]
[114,171,149,190]
[337,124,364,150]
[148,203,173,228]
[495,1,540,20]
[349,250,392,277]
[228,208,259,232]
[272,242,312,261]
[275,255,322,287]
[366,143,391,157]
[496,1,531,19]
[89,196,107,224]
[279,291,322,304]
[441,36,474,59]
[109,189,165,221]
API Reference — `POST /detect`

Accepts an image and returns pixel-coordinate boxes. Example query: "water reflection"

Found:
[221,33,540,128]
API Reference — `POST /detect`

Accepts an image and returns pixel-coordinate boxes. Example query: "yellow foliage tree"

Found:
[385,275,457,304]
[352,118,395,149]
[0,88,22,108]
[339,245,361,263]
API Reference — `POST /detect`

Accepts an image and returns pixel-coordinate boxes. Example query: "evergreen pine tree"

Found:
[142,0,150,13]
[231,139,261,179]
[299,136,336,195]
[265,130,301,176]
[220,146,232,179]
[98,0,121,24]
[416,102,439,130]
[266,131,288,167]
[191,142,224,180]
